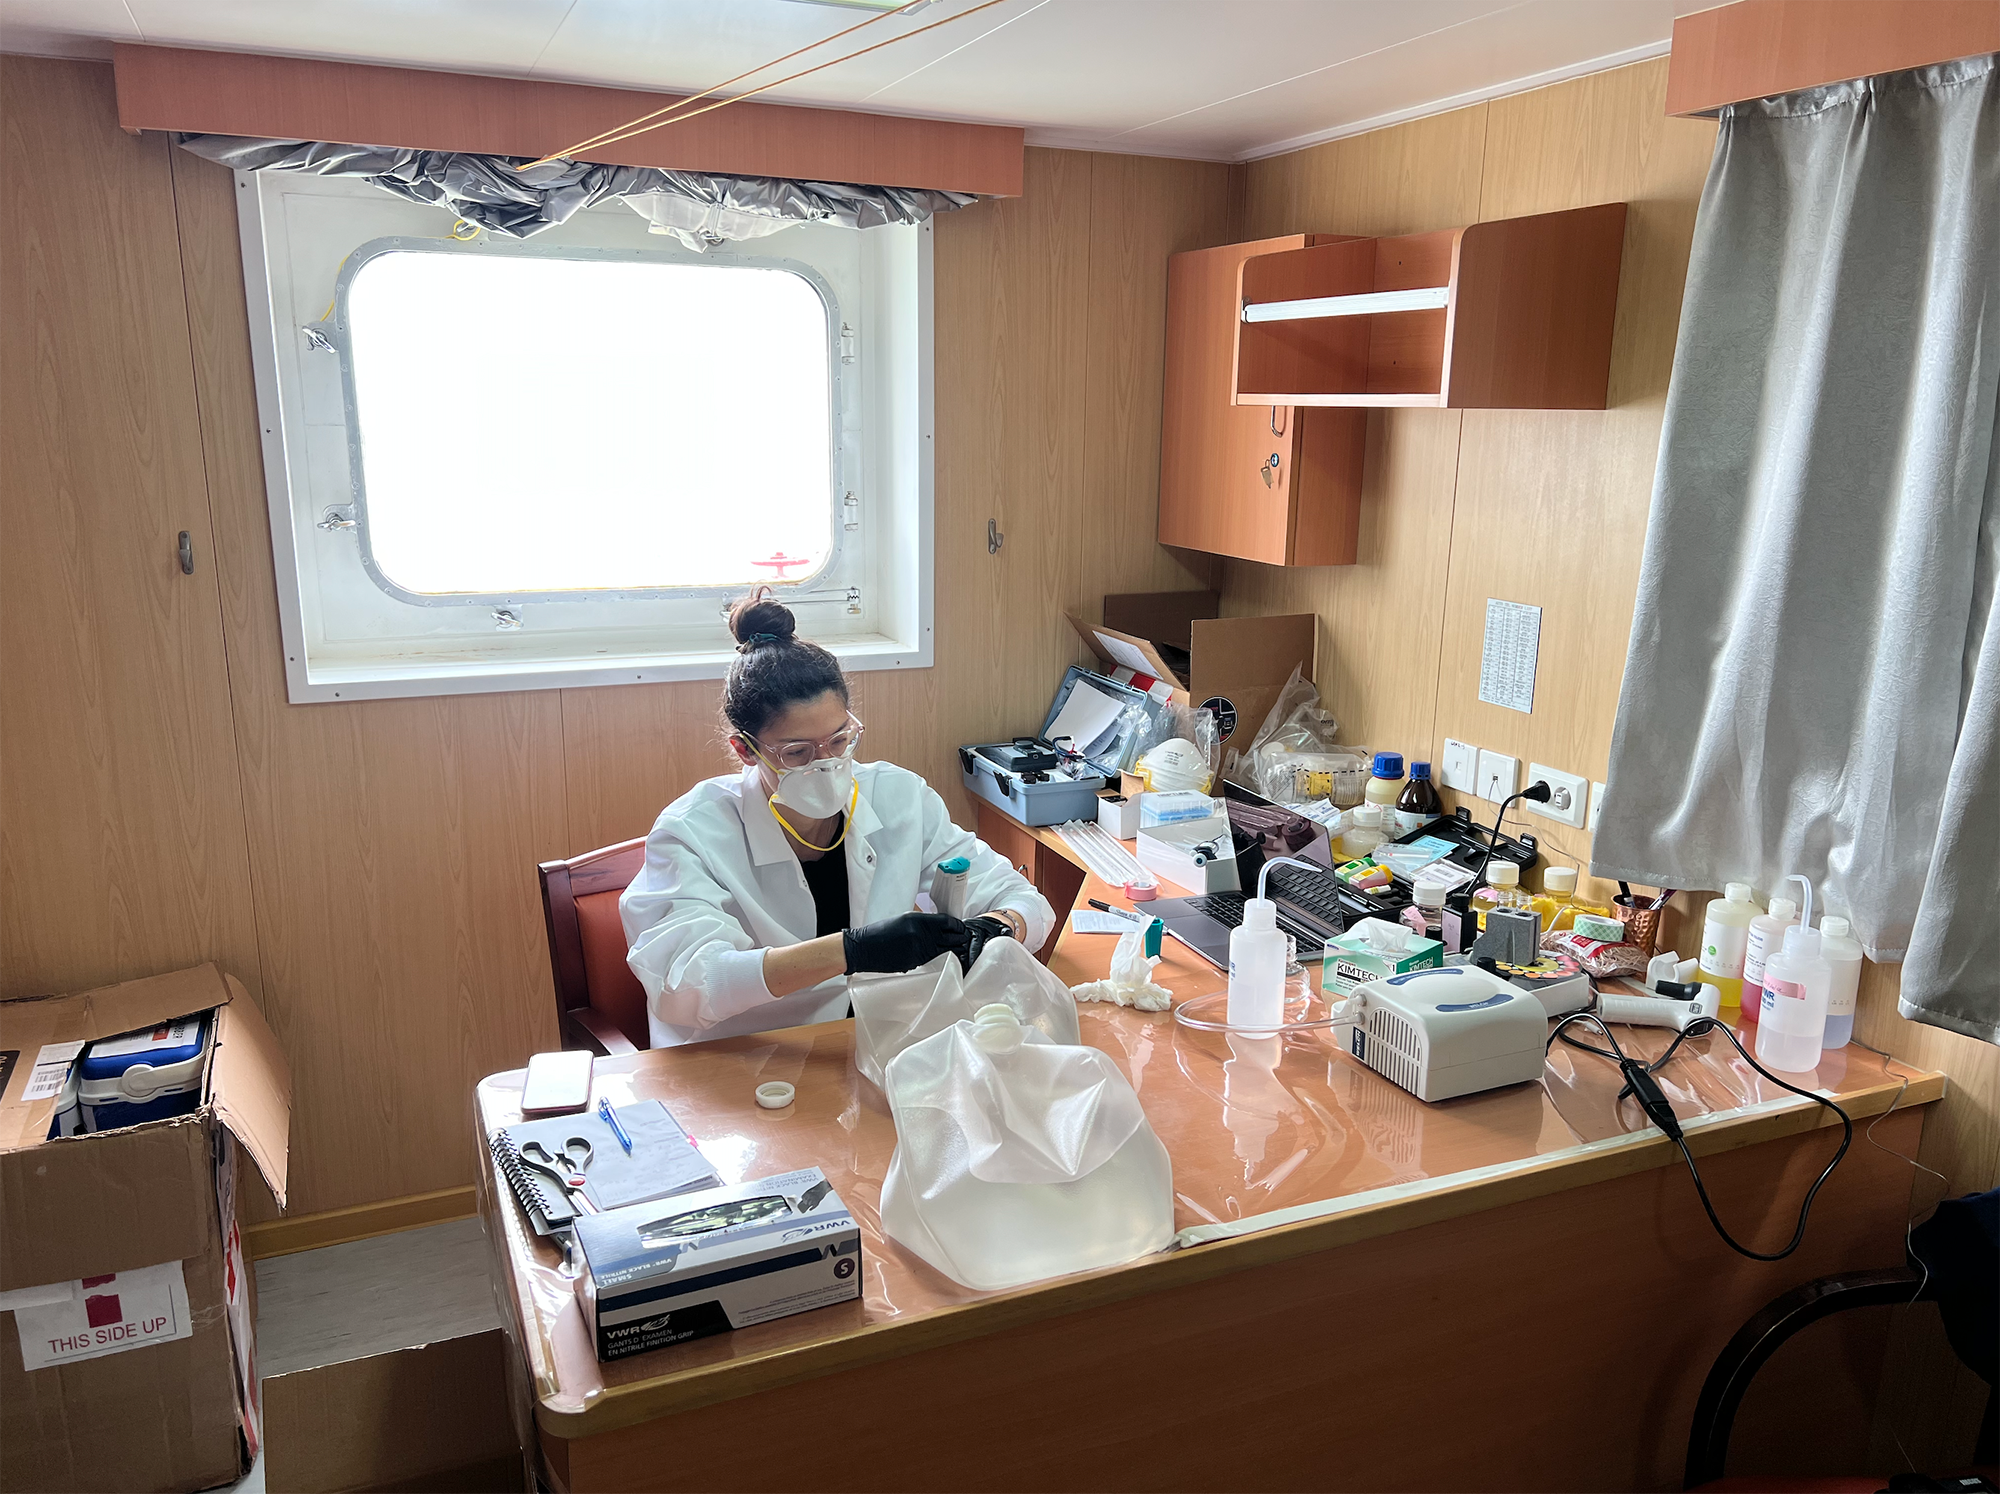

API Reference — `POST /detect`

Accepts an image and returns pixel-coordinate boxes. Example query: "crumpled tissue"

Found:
[1070,927,1173,1012]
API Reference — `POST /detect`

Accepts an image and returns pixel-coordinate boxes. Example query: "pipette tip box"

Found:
[573,1167,860,1362]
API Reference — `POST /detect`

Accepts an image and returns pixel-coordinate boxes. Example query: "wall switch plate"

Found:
[1477,750,1518,804]
[1527,764,1588,828]
[1440,739,1478,794]
[1588,782,1607,833]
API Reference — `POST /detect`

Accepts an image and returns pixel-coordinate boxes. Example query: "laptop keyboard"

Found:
[1187,865,1393,951]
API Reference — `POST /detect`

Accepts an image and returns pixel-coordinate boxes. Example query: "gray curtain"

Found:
[1593,55,2000,1044]
[173,134,975,250]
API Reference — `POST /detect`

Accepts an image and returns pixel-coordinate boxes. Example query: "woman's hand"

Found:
[962,915,1018,969]
[842,912,971,975]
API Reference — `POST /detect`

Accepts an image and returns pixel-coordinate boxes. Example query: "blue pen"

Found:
[598,1096,634,1153]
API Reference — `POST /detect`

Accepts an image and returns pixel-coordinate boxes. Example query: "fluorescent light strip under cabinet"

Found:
[1242,285,1451,324]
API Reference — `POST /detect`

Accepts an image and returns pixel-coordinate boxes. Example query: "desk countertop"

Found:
[478,873,1943,1441]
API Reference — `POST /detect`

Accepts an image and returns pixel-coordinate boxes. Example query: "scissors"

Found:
[520,1137,596,1215]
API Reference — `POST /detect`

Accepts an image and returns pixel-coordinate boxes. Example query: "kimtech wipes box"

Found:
[0,964,291,1494]
[573,1168,861,1362]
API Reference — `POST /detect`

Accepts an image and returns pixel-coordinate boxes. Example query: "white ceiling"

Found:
[0,0,1711,162]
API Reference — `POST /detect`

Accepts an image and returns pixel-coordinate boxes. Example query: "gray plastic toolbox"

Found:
[958,666,1171,827]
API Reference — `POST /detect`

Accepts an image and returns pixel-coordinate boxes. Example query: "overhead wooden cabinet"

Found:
[1158,235,1368,568]
[1235,203,1629,409]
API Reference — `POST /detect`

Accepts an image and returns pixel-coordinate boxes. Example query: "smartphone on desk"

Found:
[521,1050,594,1115]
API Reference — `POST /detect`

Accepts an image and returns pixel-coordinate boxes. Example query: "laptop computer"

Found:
[1150,783,1411,970]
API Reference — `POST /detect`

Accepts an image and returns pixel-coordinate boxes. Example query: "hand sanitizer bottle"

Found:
[1818,916,1863,1050]
[1755,876,1831,1073]
[1227,898,1287,1031]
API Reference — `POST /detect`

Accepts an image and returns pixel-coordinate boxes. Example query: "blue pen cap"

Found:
[938,856,971,874]
[1372,752,1404,778]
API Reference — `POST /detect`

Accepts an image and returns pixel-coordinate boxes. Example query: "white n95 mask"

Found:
[770,756,857,819]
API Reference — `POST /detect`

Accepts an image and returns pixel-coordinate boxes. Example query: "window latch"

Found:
[301,323,337,354]
[846,587,862,616]
[839,322,857,364]
[317,505,356,531]
[843,492,860,532]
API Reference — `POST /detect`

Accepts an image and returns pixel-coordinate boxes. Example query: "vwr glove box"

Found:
[960,666,1172,828]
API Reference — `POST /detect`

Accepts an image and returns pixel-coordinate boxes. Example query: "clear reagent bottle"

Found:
[1741,894,1799,1026]
[1755,876,1831,1073]
[1818,915,1863,1050]
[1470,860,1525,930]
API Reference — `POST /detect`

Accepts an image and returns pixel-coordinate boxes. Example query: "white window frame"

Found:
[233,171,934,704]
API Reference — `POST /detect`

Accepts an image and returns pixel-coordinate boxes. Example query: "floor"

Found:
[227,1217,501,1492]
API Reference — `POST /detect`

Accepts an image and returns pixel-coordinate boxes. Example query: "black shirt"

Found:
[799,836,850,939]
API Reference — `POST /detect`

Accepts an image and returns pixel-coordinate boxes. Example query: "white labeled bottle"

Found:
[1756,878,1830,1072]
[1365,753,1406,814]
[1227,898,1288,1031]
[1698,882,1759,1013]
[1741,895,1798,1027]
[1818,915,1863,1050]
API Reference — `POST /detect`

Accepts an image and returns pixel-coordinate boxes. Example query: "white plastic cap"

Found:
[1544,867,1578,895]
[1353,804,1384,827]
[1414,880,1447,909]
[971,1003,1026,1054]
[1822,915,1851,938]
[1243,897,1278,931]
[1487,862,1520,887]
[1767,897,1798,920]
[1725,881,1754,901]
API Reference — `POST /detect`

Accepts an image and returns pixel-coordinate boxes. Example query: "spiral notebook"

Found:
[492,1100,722,1237]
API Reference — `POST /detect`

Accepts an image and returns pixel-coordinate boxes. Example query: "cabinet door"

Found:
[0,59,263,999]
[1159,236,1307,564]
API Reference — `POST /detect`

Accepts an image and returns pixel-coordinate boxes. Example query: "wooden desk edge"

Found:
[529,1068,1943,1441]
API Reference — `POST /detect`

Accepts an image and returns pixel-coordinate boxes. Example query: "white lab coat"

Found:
[621,761,1056,1048]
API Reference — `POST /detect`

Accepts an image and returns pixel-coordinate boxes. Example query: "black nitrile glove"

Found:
[843,912,971,975]
[962,915,1016,971]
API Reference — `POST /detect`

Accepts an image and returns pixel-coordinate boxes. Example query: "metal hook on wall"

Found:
[987,518,1005,555]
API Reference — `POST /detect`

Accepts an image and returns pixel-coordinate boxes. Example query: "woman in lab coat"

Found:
[621,592,1057,1047]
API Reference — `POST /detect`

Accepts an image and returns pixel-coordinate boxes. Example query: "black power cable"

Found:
[1548,1010,1852,1262]
[1470,781,1552,887]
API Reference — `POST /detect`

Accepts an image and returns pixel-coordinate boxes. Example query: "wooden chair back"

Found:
[537,838,650,1056]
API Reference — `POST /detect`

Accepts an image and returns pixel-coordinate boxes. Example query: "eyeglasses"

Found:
[750,714,864,771]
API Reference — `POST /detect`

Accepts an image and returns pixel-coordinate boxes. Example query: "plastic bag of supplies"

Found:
[879,1005,1174,1289]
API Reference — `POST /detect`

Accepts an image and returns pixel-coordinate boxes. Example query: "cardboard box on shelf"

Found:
[0,964,291,1494]
[1068,592,1316,752]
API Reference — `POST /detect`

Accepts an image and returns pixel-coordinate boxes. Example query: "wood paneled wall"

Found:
[1223,56,1999,1206]
[1230,59,1996,1465]
[0,56,1231,1217]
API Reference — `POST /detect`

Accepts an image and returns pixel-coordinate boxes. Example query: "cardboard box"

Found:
[1069,592,1316,751]
[574,1168,861,1362]
[0,965,291,1494]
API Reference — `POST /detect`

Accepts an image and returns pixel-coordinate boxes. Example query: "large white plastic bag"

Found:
[878,1011,1174,1290]
[850,935,1079,1089]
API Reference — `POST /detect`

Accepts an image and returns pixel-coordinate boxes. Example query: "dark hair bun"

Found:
[727,588,797,653]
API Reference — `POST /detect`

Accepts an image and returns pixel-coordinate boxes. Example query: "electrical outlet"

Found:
[1588,781,1607,833]
[1440,738,1478,793]
[1476,750,1518,804]
[1527,763,1587,828]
